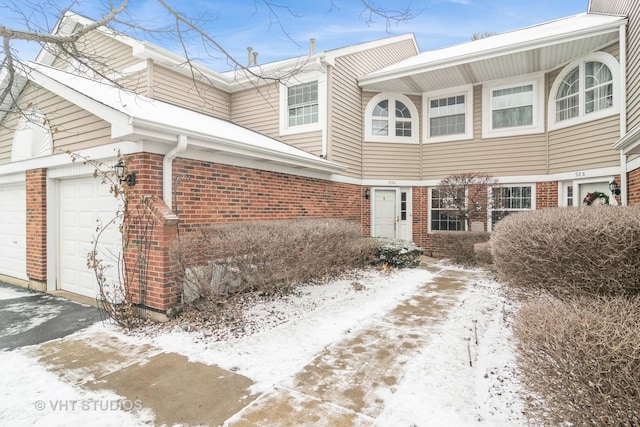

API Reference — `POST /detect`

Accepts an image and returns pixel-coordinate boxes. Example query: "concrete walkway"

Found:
[21,260,482,426]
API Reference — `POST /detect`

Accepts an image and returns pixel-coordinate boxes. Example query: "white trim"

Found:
[482,73,545,139]
[364,93,420,144]
[279,72,326,136]
[0,172,26,184]
[423,85,474,143]
[548,52,620,131]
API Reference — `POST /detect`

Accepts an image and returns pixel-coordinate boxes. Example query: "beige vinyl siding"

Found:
[230,80,323,155]
[0,83,111,164]
[591,0,640,129]
[230,82,279,135]
[52,30,142,74]
[548,115,620,173]
[332,38,419,178]
[151,64,231,119]
[363,143,421,179]
[421,85,548,179]
[117,69,149,94]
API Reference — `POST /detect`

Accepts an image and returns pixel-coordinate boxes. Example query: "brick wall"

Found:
[536,181,558,208]
[412,186,429,249]
[628,168,640,205]
[26,169,46,284]
[122,154,365,312]
[172,158,363,228]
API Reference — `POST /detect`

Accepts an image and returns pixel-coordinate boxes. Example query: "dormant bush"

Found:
[430,232,490,267]
[171,219,379,301]
[514,296,640,425]
[375,238,424,268]
[490,206,640,298]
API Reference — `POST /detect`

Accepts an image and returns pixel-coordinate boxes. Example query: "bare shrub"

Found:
[490,206,640,298]
[430,232,490,266]
[514,296,640,425]
[171,219,379,302]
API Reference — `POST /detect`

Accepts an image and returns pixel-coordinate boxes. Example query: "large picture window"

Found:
[549,52,619,130]
[430,189,464,231]
[482,76,544,138]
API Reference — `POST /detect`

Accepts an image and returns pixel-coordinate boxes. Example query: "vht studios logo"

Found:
[34,399,143,412]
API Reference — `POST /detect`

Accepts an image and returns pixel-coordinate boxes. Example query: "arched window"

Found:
[365,93,419,143]
[550,52,619,130]
[11,108,53,161]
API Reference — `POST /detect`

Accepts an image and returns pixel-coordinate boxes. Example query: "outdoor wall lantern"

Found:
[609,179,620,195]
[114,161,136,186]
[364,188,370,200]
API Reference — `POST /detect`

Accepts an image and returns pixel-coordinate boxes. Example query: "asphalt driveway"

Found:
[0,282,102,350]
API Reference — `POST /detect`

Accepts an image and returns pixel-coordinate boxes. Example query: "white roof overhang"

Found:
[359,13,627,93]
[21,63,344,174]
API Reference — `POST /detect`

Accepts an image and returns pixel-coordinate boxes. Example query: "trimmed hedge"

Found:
[514,296,640,425]
[172,219,379,301]
[490,206,640,298]
[430,232,490,267]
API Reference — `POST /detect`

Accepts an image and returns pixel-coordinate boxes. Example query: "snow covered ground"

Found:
[0,262,526,426]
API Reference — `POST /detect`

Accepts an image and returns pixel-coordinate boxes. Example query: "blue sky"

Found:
[2,0,590,71]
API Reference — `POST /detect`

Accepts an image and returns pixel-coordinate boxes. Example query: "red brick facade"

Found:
[26,169,46,286]
[628,168,640,205]
[536,181,558,208]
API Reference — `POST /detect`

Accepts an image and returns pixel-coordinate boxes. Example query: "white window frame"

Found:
[423,85,474,143]
[548,52,620,131]
[364,93,419,144]
[482,74,545,139]
[488,184,536,232]
[279,72,325,135]
[428,188,466,232]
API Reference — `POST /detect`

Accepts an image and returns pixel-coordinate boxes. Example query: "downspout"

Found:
[163,134,188,209]
[619,23,628,205]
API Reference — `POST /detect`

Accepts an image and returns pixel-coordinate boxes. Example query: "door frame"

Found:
[370,187,413,241]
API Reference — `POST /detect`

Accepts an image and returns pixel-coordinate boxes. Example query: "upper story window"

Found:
[549,52,619,130]
[482,74,544,138]
[288,81,318,127]
[11,107,53,162]
[424,85,473,143]
[279,73,325,135]
[365,93,419,143]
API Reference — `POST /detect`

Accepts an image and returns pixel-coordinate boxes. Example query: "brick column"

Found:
[26,169,47,291]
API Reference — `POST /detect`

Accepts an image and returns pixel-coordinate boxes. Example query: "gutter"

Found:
[163,135,188,209]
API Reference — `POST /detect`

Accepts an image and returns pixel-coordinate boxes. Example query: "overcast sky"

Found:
[1,0,590,71]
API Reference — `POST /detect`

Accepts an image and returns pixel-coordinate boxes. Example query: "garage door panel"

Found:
[0,182,27,280]
[59,177,122,298]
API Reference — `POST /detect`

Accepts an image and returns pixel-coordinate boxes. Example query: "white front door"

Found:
[579,181,611,205]
[58,177,122,298]
[0,182,27,280]
[374,190,396,239]
[372,188,412,241]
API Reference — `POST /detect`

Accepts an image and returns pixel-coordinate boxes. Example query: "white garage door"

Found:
[0,182,27,280]
[59,177,122,298]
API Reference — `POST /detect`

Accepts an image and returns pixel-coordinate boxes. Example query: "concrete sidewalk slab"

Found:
[28,332,258,426]
[227,266,482,426]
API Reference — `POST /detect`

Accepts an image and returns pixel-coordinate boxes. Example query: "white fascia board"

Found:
[360,17,626,86]
[613,123,640,153]
[128,117,345,174]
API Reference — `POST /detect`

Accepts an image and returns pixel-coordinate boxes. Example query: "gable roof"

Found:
[22,62,344,174]
[360,12,627,93]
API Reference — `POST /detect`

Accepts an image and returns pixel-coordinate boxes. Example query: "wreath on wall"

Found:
[583,191,610,206]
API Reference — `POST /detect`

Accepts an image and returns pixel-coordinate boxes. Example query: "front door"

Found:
[372,188,412,240]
